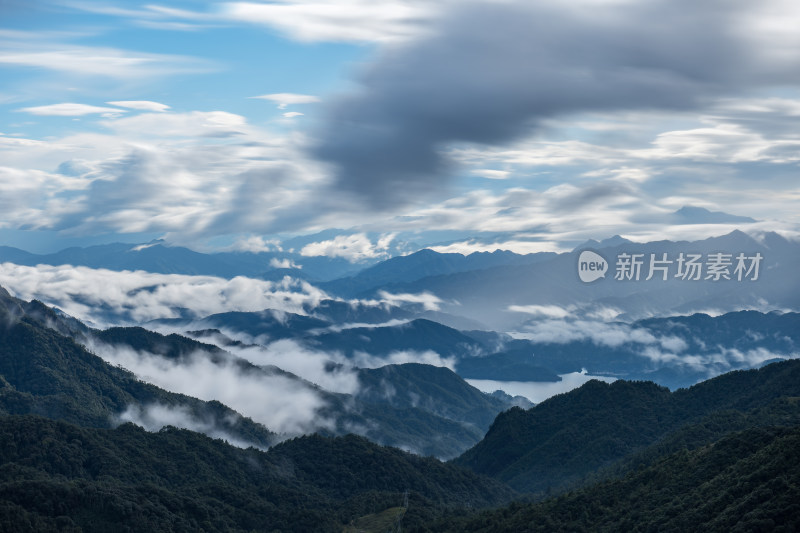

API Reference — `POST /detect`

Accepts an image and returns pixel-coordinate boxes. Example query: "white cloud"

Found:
[508,304,571,319]
[510,319,683,350]
[250,93,320,109]
[351,349,456,370]
[300,233,394,262]
[228,236,283,253]
[472,169,510,180]
[220,0,437,43]
[375,290,442,311]
[118,402,261,449]
[0,109,336,240]
[0,166,88,228]
[17,103,127,116]
[90,341,333,435]
[282,111,304,118]
[270,257,301,269]
[0,41,212,79]
[101,110,247,137]
[0,263,328,326]
[429,239,564,255]
[226,339,359,394]
[107,100,171,112]
[638,346,799,374]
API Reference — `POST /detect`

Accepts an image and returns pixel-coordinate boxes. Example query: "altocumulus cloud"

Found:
[313,0,800,207]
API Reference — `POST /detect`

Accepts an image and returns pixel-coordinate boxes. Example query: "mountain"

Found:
[508,310,800,389]
[356,364,510,432]
[305,298,414,324]
[91,323,517,458]
[154,302,799,389]
[0,287,277,448]
[309,319,483,359]
[153,308,331,341]
[0,415,516,532]
[321,248,555,297]
[0,241,363,281]
[672,205,757,224]
[360,230,800,329]
[438,425,800,532]
[453,359,800,494]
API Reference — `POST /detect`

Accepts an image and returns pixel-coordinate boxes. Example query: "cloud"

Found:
[117,402,262,449]
[228,236,283,253]
[508,305,571,319]
[223,339,359,394]
[107,100,171,112]
[472,169,510,180]
[0,32,213,79]
[429,239,563,255]
[219,0,437,43]
[639,346,798,374]
[0,263,328,326]
[512,318,687,351]
[250,93,320,109]
[282,111,304,118]
[351,349,456,370]
[0,109,336,240]
[270,257,301,269]
[312,0,800,208]
[300,232,395,262]
[0,166,87,228]
[101,110,247,137]
[90,340,333,435]
[17,103,127,116]
[375,290,442,311]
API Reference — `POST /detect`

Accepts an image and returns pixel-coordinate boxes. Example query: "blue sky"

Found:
[1,0,800,257]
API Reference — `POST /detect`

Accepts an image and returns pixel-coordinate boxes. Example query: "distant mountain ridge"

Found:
[351,230,800,328]
[0,241,362,281]
[321,248,555,297]
[153,304,799,389]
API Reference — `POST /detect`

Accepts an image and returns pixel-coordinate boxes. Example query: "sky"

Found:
[2,0,800,256]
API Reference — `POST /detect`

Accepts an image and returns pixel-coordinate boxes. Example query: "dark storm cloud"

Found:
[313,0,798,207]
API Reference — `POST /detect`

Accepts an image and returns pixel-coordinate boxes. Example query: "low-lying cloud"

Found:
[89,340,333,436]
[0,263,328,326]
[117,402,261,449]
[512,318,687,352]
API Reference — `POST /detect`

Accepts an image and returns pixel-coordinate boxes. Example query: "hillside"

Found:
[93,325,515,458]
[435,426,800,532]
[454,359,800,493]
[0,415,516,532]
[0,289,276,448]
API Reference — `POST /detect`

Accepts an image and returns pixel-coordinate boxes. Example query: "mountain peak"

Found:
[673,206,756,224]
[573,234,631,252]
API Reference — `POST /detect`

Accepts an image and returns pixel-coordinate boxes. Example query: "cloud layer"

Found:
[0,263,327,326]
[313,0,800,207]
[91,341,333,435]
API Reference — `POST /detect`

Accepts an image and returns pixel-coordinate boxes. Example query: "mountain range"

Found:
[3,230,796,332]
[1,228,799,530]
[150,305,799,390]
[0,287,522,458]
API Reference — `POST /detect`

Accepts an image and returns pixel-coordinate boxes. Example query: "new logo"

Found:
[578,250,608,283]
